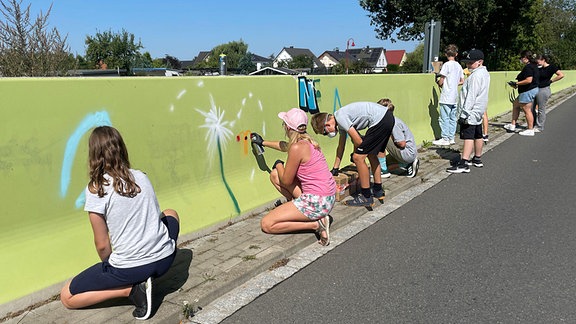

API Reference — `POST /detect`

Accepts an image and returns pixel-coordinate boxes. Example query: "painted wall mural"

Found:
[1,72,574,307]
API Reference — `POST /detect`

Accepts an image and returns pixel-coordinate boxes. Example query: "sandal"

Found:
[315,215,332,246]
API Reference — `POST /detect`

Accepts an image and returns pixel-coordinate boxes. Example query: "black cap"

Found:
[461,49,484,62]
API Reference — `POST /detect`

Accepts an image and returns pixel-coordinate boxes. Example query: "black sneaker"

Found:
[343,194,374,207]
[406,158,419,178]
[446,163,470,173]
[372,187,385,200]
[466,157,484,168]
[129,277,152,320]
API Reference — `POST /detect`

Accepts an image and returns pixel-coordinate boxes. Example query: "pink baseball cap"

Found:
[278,108,308,133]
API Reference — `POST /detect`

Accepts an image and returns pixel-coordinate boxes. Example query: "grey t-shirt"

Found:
[389,117,417,163]
[84,169,175,268]
[334,102,388,135]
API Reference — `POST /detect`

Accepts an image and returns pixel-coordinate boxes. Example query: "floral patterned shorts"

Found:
[292,193,335,221]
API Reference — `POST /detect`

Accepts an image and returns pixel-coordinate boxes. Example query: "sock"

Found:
[361,188,372,198]
[378,157,388,173]
[372,183,382,191]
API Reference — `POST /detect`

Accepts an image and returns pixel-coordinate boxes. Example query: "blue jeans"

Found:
[439,104,457,140]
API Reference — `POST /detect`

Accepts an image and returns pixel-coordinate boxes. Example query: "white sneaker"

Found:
[449,139,456,144]
[519,129,535,136]
[519,122,528,127]
[381,172,391,178]
[503,124,516,132]
[432,138,450,146]
[533,128,541,133]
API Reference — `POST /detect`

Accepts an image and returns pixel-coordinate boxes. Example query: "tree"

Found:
[400,43,425,73]
[288,54,314,70]
[84,29,144,74]
[197,40,249,71]
[360,0,543,70]
[0,0,73,76]
[538,0,576,69]
[237,52,256,75]
[162,54,181,69]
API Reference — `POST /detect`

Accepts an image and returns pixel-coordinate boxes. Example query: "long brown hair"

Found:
[88,126,141,198]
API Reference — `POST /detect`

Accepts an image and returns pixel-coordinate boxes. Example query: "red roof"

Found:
[385,50,406,65]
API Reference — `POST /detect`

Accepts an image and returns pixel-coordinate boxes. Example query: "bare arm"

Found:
[552,70,564,83]
[333,132,347,169]
[89,212,111,261]
[516,76,533,86]
[436,75,445,87]
[276,142,308,186]
[262,140,288,152]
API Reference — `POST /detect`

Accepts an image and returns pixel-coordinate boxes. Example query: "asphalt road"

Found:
[222,95,576,323]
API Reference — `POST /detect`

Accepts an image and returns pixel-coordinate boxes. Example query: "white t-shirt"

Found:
[438,60,464,105]
[84,169,175,268]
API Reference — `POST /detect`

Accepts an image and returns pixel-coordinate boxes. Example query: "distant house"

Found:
[273,46,324,71]
[250,53,273,70]
[249,66,300,76]
[318,50,346,69]
[190,51,211,68]
[385,50,407,67]
[346,46,387,73]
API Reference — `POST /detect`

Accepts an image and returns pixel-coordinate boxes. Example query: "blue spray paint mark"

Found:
[60,111,112,201]
[333,88,342,113]
[75,191,86,209]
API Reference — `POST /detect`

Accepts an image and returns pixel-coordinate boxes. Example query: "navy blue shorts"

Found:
[69,215,179,295]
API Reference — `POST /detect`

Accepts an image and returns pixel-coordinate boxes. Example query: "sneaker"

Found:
[466,157,484,168]
[446,163,470,173]
[129,277,152,320]
[343,194,374,207]
[482,134,489,143]
[406,158,419,178]
[503,124,516,132]
[372,187,385,200]
[432,138,450,146]
[449,139,456,144]
[519,122,528,127]
[533,128,541,133]
[519,129,535,136]
[380,171,391,178]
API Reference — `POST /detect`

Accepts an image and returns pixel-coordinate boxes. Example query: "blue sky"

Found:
[45,0,421,60]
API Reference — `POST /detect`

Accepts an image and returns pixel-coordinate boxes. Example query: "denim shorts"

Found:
[292,193,335,220]
[518,87,538,104]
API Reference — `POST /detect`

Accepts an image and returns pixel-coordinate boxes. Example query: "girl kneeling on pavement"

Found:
[60,126,179,320]
[252,108,336,246]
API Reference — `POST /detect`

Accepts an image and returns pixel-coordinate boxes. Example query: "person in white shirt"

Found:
[434,44,464,146]
[447,49,491,173]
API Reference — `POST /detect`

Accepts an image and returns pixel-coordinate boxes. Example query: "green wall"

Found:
[1,71,575,305]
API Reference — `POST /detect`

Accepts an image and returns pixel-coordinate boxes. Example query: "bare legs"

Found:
[269,169,301,201]
[353,153,381,189]
[511,98,534,129]
[462,138,484,161]
[260,202,322,234]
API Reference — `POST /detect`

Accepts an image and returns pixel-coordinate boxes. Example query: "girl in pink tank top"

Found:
[251,108,336,246]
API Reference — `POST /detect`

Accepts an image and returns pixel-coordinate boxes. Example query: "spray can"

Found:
[251,134,265,155]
